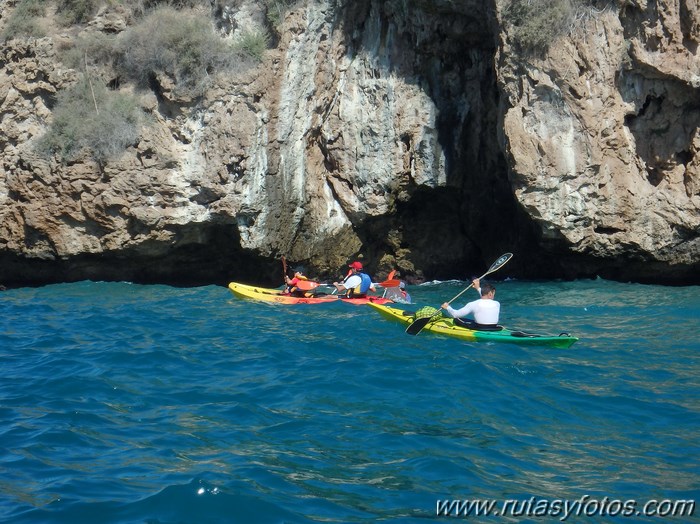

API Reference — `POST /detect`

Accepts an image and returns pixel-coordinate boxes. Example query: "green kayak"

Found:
[367,302,578,348]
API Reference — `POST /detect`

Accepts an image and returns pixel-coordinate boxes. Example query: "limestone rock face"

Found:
[496,0,699,281]
[0,0,697,287]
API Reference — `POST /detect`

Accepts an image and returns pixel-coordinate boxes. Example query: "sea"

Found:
[1,279,698,523]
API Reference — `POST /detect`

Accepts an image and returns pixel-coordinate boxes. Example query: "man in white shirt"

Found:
[333,261,375,297]
[441,279,500,328]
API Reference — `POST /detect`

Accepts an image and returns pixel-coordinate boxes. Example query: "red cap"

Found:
[348,261,363,270]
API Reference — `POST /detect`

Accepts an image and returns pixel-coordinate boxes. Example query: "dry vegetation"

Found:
[37,77,143,162]
[0,0,284,162]
[502,0,614,55]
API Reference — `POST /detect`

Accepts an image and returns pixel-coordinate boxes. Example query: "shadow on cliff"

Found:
[0,223,282,289]
[327,0,700,285]
[329,0,553,281]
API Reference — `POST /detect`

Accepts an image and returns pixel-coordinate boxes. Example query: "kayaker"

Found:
[384,281,412,304]
[284,270,308,297]
[333,261,375,298]
[399,281,411,303]
[441,279,501,330]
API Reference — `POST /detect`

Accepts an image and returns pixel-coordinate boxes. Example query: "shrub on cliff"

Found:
[59,32,119,72]
[234,28,271,62]
[503,0,574,54]
[58,0,99,24]
[37,77,143,162]
[1,0,46,40]
[116,6,236,97]
[2,0,99,38]
[265,0,298,28]
[503,0,613,55]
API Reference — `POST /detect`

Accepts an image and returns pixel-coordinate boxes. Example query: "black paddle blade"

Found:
[406,316,432,335]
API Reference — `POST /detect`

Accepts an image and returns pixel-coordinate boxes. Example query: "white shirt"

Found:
[445,298,500,325]
[342,275,362,290]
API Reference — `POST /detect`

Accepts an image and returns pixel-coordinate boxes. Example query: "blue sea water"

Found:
[1,279,698,523]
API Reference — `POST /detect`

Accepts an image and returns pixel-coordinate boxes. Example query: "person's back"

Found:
[467,296,500,324]
[356,272,373,295]
[442,280,500,328]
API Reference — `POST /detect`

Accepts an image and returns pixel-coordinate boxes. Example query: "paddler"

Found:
[333,261,375,298]
[441,279,501,330]
[284,269,308,297]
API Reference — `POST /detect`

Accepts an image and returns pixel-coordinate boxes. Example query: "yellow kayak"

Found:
[228,282,339,304]
[228,282,393,306]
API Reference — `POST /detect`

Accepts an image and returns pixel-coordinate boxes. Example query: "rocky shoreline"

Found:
[0,0,698,288]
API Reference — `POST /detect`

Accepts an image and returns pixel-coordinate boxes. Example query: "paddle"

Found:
[379,278,401,298]
[405,253,513,335]
[374,268,400,289]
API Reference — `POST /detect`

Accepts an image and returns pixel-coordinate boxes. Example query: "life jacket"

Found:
[353,272,372,296]
[285,275,306,295]
[359,272,372,293]
[346,272,372,297]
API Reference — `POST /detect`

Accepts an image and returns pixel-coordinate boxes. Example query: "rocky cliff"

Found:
[0,0,697,288]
